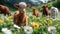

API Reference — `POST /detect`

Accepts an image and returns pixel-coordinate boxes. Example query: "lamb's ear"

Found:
[14,4,19,8]
[26,4,30,8]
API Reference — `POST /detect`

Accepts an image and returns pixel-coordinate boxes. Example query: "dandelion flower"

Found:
[47,19,52,23]
[0,19,4,24]
[33,23,39,29]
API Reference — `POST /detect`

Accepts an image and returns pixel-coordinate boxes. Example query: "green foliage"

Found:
[52,0,60,9]
[0,13,60,34]
[47,2,53,9]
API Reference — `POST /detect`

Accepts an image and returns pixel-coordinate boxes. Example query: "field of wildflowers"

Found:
[0,12,60,34]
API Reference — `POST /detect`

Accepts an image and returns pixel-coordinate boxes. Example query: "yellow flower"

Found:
[33,23,39,29]
[44,20,47,23]
[0,19,4,24]
[8,16,12,19]
[47,19,52,23]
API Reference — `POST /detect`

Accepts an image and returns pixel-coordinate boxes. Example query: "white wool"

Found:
[19,2,27,8]
[51,7,58,12]
[50,7,59,19]
[51,7,55,9]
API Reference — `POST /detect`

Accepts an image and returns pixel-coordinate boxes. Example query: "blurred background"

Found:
[0,0,60,11]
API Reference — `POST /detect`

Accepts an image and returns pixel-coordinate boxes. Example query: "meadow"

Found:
[0,10,60,34]
[0,0,60,34]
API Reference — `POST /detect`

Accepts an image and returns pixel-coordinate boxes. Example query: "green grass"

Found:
[0,10,60,34]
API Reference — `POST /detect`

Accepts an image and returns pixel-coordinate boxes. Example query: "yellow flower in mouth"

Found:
[8,16,12,19]
[0,19,4,24]
[47,19,52,23]
[44,20,47,23]
[33,23,39,29]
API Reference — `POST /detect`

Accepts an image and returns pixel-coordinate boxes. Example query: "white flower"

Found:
[14,24,21,29]
[28,13,32,17]
[1,28,12,34]
[48,26,56,34]
[24,26,33,34]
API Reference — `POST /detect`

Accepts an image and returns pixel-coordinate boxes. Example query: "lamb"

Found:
[14,2,30,27]
[32,8,40,17]
[42,4,51,16]
[50,7,59,19]
[0,5,11,16]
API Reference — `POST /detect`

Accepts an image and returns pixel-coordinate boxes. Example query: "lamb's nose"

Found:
[21,11,24,14]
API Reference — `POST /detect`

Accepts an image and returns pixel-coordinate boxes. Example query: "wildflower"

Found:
[44,20,47,24]
[7,16,12,19]
[1,28,12,34]
[28,13,32,17]
[47,19,52,23]
[0,19,4,24]
[33,23,39,29]
[24,26,33,34]
[48,26,56,34]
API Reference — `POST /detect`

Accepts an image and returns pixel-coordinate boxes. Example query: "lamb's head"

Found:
[19,2,27,9]
[32,8,37,12]
[51,7,58,12]
[14,2,30,9]
[51,7,55,10]
[42,4,47,8]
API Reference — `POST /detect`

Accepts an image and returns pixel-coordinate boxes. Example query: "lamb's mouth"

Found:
[20,11,25,14]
